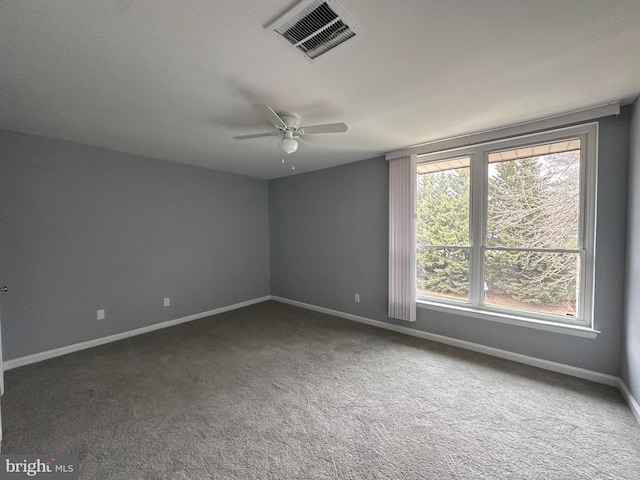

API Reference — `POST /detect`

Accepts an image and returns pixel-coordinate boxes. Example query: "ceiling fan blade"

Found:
[299,122,348,134]
[233,132,279,140]
[253,104,287,128]
[294,136,311,151]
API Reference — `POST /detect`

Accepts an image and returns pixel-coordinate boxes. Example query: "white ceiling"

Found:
[1,0,639,179]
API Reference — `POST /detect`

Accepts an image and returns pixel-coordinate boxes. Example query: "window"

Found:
[416,124,597,330]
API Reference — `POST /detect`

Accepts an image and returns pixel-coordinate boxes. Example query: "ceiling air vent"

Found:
[266,0,359,61]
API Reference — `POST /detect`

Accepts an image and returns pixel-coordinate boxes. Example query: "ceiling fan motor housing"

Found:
[278,114,300,131]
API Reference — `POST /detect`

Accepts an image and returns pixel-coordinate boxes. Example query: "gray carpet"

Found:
[2,301,639,479]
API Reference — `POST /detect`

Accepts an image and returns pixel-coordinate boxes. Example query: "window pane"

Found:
[417,247,469,302]
[484,250,579,317]
[487,140,580,249]
[417,157,470,246]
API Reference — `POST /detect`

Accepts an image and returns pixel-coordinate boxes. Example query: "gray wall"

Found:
[270,110,631,376]
[623,98,640,398]
[270,157,389,320]
[0,130,270,361]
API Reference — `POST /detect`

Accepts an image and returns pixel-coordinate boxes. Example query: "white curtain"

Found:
[388,155,416,322]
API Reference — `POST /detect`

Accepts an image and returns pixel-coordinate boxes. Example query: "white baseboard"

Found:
[3,296,271,371]
[272,296,620,387]
[619,381,640,424]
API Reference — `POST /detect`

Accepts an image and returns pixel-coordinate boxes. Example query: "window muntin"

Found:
[416,125,596,328]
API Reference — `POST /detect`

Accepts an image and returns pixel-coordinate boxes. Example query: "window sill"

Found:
[416,300,599,339]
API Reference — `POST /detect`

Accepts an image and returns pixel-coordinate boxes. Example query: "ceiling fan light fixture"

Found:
[280,131,298,154]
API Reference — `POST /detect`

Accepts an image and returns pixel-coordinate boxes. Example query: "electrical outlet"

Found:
[97,309,105,320]
[354,294,360,303]
[163,297,170,307]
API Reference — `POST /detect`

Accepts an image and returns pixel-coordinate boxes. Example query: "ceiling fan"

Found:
[233,104,348,154]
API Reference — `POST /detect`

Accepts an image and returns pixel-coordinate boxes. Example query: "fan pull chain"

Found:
[281,158,295,171]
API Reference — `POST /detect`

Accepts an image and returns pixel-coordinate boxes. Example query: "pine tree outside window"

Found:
[416,124,597,329]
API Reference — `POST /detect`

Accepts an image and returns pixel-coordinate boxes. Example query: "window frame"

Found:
[415,123,598,336]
